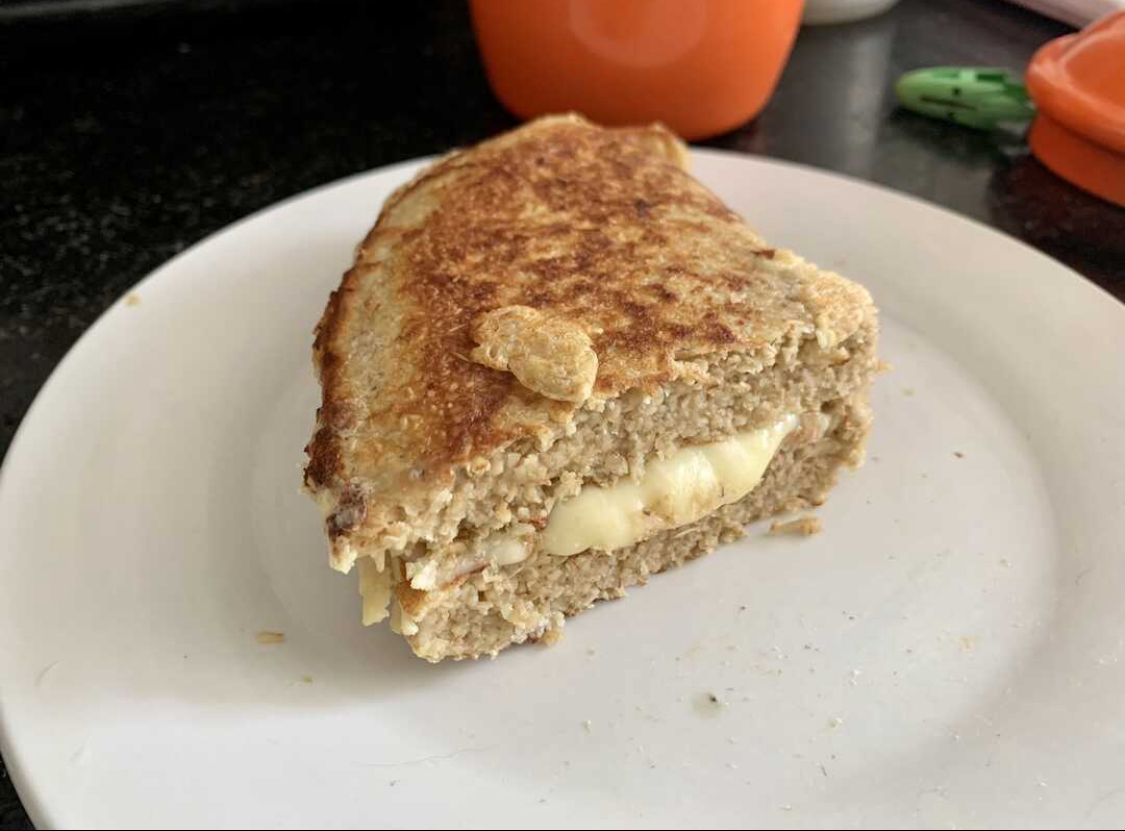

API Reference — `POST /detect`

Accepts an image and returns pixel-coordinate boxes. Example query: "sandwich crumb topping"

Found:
[470,305,599,403]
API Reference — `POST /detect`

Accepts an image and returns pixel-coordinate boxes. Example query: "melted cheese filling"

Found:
[357,415,797,625]
[542,415,797,557]
[358,558,392,626]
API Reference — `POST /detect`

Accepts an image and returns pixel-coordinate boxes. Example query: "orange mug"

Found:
[469,0,806,140]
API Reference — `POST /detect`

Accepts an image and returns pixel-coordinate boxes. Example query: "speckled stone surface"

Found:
[1,0,1122,826]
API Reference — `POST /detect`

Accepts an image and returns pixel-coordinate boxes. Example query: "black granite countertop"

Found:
[1,0,1123,826]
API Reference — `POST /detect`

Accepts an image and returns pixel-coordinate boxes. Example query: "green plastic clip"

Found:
[895,67,1036,130]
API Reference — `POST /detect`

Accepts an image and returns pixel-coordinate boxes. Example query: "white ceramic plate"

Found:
[2,152,1124,830]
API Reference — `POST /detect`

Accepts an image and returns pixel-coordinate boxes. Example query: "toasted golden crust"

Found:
[305,114,873,570]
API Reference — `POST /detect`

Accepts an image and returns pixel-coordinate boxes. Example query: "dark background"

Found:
[2,0,1123,827]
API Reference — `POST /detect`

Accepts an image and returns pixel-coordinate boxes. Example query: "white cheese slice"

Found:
[543,415,797,557]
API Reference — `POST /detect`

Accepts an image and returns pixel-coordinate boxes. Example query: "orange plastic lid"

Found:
[1026,11,1125,208]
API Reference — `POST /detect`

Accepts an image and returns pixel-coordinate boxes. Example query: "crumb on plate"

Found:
[769,515,823,537]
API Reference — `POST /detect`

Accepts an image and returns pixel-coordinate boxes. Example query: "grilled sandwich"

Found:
[304,115,879,661]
